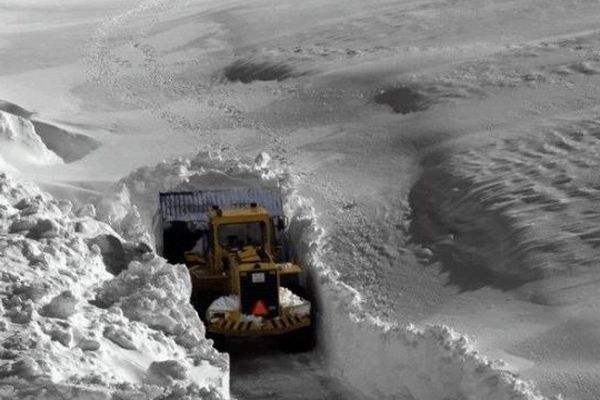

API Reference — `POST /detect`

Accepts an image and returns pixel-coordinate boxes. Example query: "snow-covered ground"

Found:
[3,0,600,399]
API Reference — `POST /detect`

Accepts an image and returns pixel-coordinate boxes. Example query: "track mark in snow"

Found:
[229,343,360,400]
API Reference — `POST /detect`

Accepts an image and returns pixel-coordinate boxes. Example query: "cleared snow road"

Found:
[227,343,361,400]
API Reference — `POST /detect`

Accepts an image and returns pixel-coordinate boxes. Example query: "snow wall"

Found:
[0,172,228,399]
[102,151,555,400]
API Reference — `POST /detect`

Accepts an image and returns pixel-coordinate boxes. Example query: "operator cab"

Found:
[209,206,274,266]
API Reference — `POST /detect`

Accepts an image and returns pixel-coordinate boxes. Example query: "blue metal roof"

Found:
[159,187,284,223]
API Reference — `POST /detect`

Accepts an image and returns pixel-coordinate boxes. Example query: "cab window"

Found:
[218,222,264,249]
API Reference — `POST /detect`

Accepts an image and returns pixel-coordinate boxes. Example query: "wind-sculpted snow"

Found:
[0,173,229,399]
[410,117,600,302]
[108,151,552,400]
[0,108,100,170]
[0,111,62,170]
[29,120,101,164]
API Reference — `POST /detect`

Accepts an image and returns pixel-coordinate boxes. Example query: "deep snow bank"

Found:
[285,193,553,400]
[30,120,101,164]
[0,172,228,399]
[0,102,101,168]
[106,151,553,400]
[0,111,62,170]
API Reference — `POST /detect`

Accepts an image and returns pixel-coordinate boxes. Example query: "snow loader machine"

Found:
[157,187,313,347]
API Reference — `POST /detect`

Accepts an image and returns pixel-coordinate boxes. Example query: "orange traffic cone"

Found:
[252,300,268,316]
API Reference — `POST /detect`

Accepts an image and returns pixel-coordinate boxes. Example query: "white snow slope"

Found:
[0,172,228,399]
[101,152,551,400]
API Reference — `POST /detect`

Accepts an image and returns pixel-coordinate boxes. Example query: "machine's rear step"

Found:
[208,315,310,337]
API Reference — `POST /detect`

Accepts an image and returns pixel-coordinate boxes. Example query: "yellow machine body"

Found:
[184,205,311,337]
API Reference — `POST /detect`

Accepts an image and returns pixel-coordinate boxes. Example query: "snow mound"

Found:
[107,151,553,400]
[0,111,63,169]
[286,192,554,400]
[0,172,229,399]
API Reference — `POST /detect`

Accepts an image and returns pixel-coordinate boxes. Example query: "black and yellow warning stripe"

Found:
[208,314,311,337]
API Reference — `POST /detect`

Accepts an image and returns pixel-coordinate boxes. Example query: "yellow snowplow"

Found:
[156,187,312,344]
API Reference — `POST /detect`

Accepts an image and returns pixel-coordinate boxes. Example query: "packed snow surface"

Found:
[0,173,229,399]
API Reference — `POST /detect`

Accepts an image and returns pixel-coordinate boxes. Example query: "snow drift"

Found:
[0,172,228,399]
[100,151,554,400]
[0,111,62,170]
[0,100,101,167]
[30,120,101,164]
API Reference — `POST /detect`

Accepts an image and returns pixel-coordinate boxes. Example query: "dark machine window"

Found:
[218,222,264,249]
